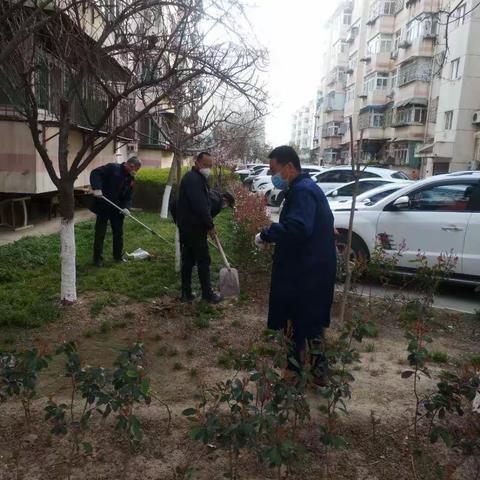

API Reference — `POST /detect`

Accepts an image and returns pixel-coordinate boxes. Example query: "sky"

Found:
[247,0,339,146]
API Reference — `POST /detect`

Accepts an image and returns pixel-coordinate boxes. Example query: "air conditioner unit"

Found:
[473,111,480,124]
[127,143,138,153]
[399,41,411,49]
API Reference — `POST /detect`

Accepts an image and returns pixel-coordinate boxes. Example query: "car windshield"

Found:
[392,171,410,180]
[329,180,389,197]
[365,186,404,204]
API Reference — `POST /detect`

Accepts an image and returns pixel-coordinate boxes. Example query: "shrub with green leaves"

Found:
[110,342,152,446]
[0,347,51,426]
[184,335,310,479]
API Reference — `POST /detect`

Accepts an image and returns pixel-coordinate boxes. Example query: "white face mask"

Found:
[199,168,211,178]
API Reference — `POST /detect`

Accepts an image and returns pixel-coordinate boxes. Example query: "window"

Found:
[444,110,453,130]
[360,171,381,179]
[369,187,400,204]
[372,113,385,128]
[393,29,402,51]
[343,11,352,25]
[348,53,358,71]
[390,70,398,88]
[409,183,477,212]
[318,170,353,183]
[367,34,393,55]
[364,72,389,94]
[406,18,420,42]
[406,14,436,42]
[451,3,466,29]
[395,107,427,125]
[392,171,410,180]
[393,147,408,165]
[346,85,356,102]
[451,58,460,79]
[384,0,396,14]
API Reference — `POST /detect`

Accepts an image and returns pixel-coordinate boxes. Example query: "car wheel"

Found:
[335,231,369,265]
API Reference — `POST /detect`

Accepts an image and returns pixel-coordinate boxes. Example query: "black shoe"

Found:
[180,292,196,303]
[94,259,103,267]
[203,292,224,304]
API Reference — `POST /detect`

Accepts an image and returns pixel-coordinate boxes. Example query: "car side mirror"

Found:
[331,190,338,197]
[392,195,409,210]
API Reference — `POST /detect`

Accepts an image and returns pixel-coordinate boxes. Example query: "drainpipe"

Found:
[421,3,441,178]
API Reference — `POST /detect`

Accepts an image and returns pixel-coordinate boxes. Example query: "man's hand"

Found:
[121,208,131,217]
[92,189,103,197]
[208,227,217,240]
[254,233,266,250]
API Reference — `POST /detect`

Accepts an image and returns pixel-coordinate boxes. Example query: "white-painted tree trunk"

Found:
[160,184,172,219]
[60,217,77,303]
[175,226,181,273]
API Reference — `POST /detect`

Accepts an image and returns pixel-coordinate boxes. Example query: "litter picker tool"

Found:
[214,233,240,298]
[100,195,169,244]
[100,195,233,262]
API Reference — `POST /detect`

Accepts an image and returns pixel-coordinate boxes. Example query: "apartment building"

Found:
[0,2,174,201]
[316,0,480,176]
[291,100,316,162]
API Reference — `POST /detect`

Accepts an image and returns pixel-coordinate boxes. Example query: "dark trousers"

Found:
[286,325,327,378]
[180,229,213,299]
[93,212,124,262]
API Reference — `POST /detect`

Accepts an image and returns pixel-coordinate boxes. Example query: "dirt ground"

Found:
[0,283,479,480]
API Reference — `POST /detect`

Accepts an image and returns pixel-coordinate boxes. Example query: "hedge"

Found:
[132,167,188,211]
[132,166,236,212]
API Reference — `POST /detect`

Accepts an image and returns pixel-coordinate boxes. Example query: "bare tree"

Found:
[0,0,267,302]
[155,82,268,219]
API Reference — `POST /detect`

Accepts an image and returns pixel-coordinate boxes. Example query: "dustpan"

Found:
[215,234,240,298]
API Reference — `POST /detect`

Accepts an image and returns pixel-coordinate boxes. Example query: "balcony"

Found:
[0,53,136,140]
[322,122,346,138]
[364,52,392,74]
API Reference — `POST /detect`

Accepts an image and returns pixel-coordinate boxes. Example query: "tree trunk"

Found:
[174,151,183,271]
[160,149,184,218]
[160,156,178,219]
[175,227,181,273]
[58,179,77,304]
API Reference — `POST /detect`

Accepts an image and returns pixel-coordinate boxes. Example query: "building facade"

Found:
[291,100,316,162]
[316,0,480,176]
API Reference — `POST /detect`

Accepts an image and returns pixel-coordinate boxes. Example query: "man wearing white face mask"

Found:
[176,152,223,304]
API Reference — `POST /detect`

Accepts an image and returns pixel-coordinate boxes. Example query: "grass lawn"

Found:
[0,210,235,329]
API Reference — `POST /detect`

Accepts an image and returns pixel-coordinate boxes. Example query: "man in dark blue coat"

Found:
[257,146,336,381]
[90,157,141,266]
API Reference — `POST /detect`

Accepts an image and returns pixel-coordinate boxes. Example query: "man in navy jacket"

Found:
[257,146,336,382]
[90,157,141,266]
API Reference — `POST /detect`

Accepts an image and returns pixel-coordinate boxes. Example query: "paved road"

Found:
[0,209,94,246]
[267,207,479,314]
[342,282,480,315]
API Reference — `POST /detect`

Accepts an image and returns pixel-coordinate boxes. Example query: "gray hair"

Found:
[127,156,142,168]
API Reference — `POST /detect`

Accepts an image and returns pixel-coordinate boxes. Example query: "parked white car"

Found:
[333,172,480,281]
[312,166,410,192]
[266,166,328,205]
[328,180,413,210]
[236,164,269,182]
[244,166,271,186]
[325,178,411,204]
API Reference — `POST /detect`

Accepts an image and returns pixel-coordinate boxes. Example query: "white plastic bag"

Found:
[126,248,151,261]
